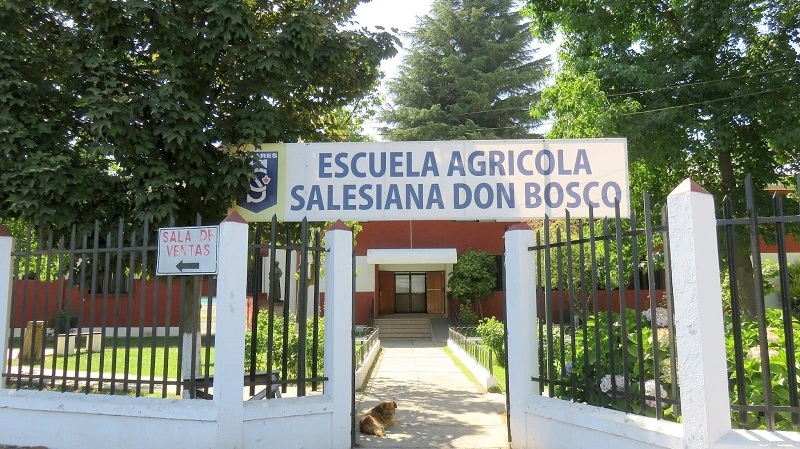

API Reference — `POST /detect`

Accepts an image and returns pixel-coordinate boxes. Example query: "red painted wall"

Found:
[536,289,667,324]
[355,292,373,325]
[760,235,800,253]
[449,292,505,322]
[355,220,513,255]
[11,280,80,327]
[11,279,212,329]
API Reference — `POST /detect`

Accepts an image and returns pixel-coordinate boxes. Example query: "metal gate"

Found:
[527,195,680,423]
[244,216,327,399]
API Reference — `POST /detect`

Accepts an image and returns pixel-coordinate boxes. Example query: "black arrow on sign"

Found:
[176,260,200,272]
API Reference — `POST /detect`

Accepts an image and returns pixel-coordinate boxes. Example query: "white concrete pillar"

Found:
[214,212,249,449]
[667,179,731,449]
[0,226,13,380]
[504,223,537,449]
[324,220,354,449]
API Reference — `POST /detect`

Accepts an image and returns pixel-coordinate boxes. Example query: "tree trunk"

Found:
[733,235,758,318]
[181,275,202,397]
[718,150,758,318]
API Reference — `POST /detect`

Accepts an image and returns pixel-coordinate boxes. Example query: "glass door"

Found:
[394,273,427,313]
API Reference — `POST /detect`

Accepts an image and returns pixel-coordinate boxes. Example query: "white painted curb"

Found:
[447,339,498,391]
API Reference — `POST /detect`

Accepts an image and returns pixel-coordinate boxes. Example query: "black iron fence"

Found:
[5,218,216,398]
[718,175,800,431]
[532,175,800,431]
[4,215,328,401]
[244,216,326,399]
[530,195,680,421]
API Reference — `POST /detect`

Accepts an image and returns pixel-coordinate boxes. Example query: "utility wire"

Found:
[367,83,796,138]
[365,81,798,136]
[619,85,797,116]
[365,66,797,122]
[605,67,795,98]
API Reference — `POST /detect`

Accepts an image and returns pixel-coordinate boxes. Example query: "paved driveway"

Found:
[355,339,509,449]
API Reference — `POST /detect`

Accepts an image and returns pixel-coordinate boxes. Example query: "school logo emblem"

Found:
[238,151,279,214]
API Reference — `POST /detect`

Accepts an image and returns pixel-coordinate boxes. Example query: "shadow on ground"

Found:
[355,339,508,449]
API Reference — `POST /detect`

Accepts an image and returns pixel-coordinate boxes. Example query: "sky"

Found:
[353,0,433,89]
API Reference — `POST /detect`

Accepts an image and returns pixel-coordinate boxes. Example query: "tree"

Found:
[380,0,550,140]
[0,0,397,385]
[324,83,387,143]
[530,66,679,232]
[0,0,397,233]
[532,68,639,140]
[449,249,498,318]
[524,0,800,316]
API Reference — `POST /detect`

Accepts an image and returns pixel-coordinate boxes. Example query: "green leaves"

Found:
[244,311,324,377]
[477,316,506,367]
[524,0,800,212]
[726,309,800,430]
[448,249,498,304]
[545,309,676,417]
[0,0,396,230]
[533,68,639,139]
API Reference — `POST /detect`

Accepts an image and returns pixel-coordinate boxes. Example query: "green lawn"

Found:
[490,360,506,393]
[445,343,507,393]
[443,346,481,387]
[11,336,215,378]
[477,343,507,393]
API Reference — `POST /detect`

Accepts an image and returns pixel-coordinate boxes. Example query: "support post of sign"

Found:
[155,224,221,398]
[213,212,249,449]
[505,223,537,449]
[324,221,354,449]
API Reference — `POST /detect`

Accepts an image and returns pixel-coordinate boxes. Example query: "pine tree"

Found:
[381,0,549,141]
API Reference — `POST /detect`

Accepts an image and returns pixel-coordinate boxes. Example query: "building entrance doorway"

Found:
[394,273,426,313]
[377,271,446,315]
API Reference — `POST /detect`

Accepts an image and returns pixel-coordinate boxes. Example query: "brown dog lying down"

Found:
[359,401,398,437]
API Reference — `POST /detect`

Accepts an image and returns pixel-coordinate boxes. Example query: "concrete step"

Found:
[374,316,432,339]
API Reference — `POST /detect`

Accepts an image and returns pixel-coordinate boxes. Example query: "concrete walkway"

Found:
[355,338,509,449]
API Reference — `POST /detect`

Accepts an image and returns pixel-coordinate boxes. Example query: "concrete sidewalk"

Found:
[355,339,509,449]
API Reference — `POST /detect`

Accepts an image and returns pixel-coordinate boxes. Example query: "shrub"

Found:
[551,309,677,418]
[725,308,800,430]
[50,308,79,334]
[547,306,800,430]
[457,302,480,326]
[542,324,573,377]
[721,259,780,313]
[788,260,800,318]
[477,316,506,367]
[449,249,498,314]
[244,310,324,379]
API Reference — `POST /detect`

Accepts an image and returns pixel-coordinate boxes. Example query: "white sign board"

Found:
[156,226,219,276]
[234,139,629,222]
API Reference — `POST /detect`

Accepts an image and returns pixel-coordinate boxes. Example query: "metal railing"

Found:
[5,215,330,401]
[244,216,327,399]
[448,327,494,375]
[355,326,379,371]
